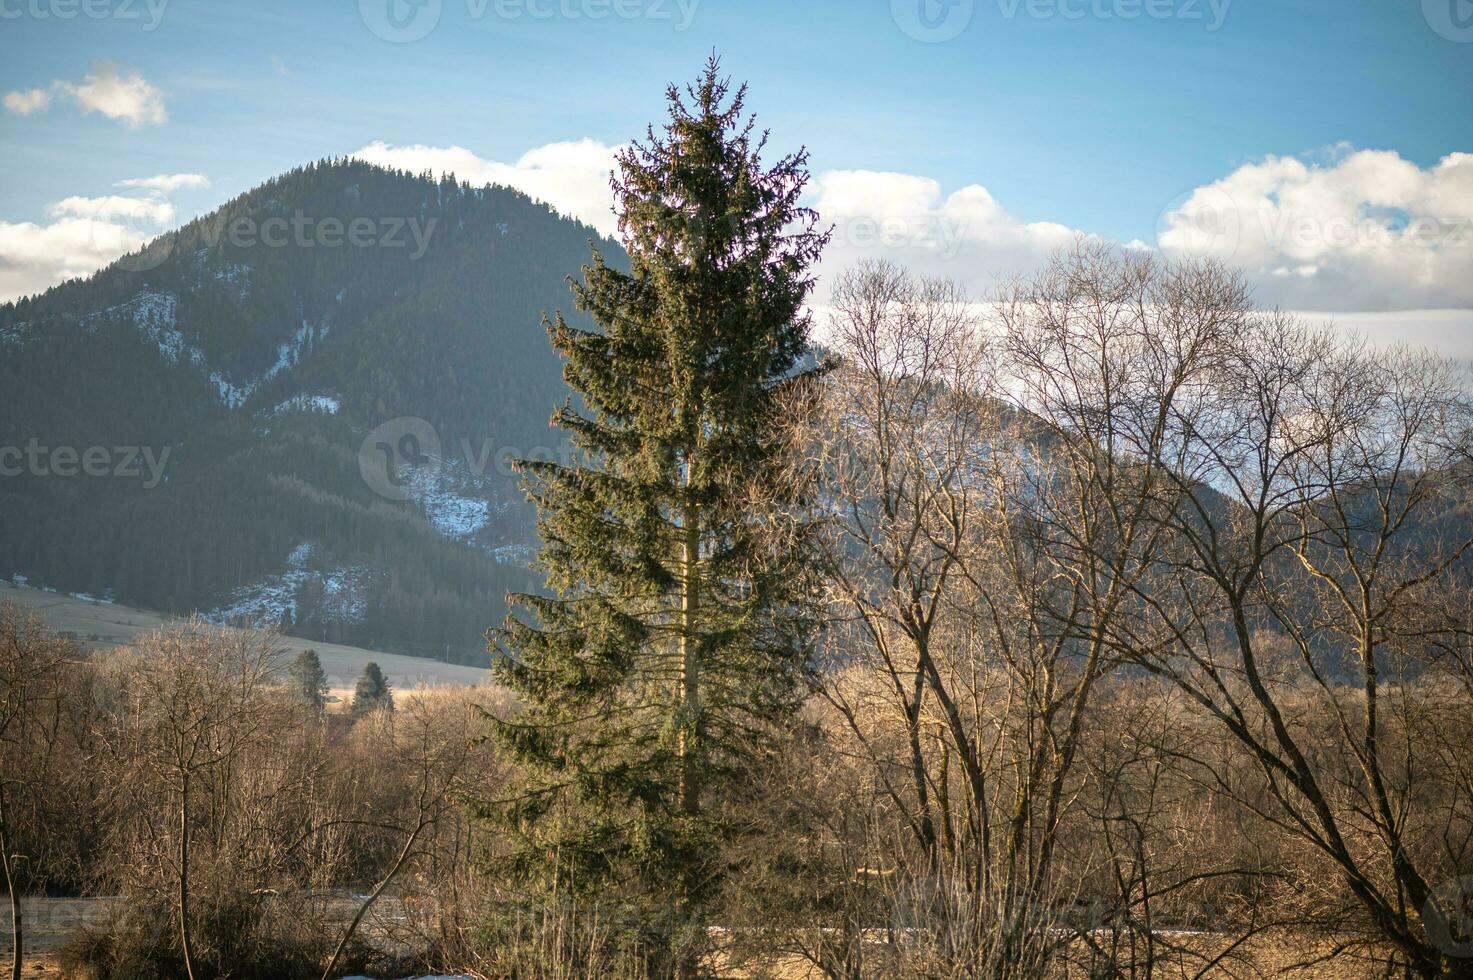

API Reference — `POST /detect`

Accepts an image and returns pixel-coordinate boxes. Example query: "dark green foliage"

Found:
[487,59,829,962]
[288,648,328,710]
[351,660,393,717]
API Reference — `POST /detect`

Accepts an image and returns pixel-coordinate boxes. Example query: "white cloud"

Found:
[47,195,176,225]
[62,63,168,126]
[4,63,167,127]
[1158,149,1473,311]
[810,169,1101,296]
[115,173,209,193]
[0,187,180,302]
[811,158,1473,360]
[807,150,1473,328]
[0,216,150,302]
[3,88,52,116]
[351,139,622,237]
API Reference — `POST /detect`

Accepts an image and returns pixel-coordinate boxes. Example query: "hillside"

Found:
[0,580,488,697]
[0,160,619,664]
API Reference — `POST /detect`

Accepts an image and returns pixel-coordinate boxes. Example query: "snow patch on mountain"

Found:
[210,318,324,410]
[0,320,32,349]
[271,393,341,415]
[69,290,326,411]
[211,373,254,409]
[205,542,376,628]
[491,543,536,567]
[397,456,507,541]
[214,262,251,285]
[83,292,207,369]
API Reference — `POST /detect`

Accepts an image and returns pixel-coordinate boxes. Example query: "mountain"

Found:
[0,159,620,665]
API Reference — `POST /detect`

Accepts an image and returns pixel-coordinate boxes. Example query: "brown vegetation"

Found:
[4,246,1472,978]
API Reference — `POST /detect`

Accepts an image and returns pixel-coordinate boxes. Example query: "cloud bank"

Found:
[0,214,151,302]
[351,139,622,238]
[6,140,1468,359]
[1158,148,1473,312]
[0,176,199,302]
[809,169,1108,293]
[347,140,1472,316]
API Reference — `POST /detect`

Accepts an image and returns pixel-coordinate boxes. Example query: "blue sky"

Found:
[3,0,1472,337]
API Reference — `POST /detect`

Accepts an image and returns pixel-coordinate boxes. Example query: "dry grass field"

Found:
[0,580,489,701]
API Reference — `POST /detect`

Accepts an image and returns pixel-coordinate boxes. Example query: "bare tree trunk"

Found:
[0,791,21,980]
[320,820,425,980]
[178,774,197,980]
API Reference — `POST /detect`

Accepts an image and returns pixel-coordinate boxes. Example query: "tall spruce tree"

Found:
[489,59,828,965]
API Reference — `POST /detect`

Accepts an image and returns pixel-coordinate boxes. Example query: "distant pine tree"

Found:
[289,648,329,711]
[488,57,828,971]
[350,661,393,717]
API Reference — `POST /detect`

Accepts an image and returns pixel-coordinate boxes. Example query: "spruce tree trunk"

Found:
[678,506,700,817]
[676,491,701,979]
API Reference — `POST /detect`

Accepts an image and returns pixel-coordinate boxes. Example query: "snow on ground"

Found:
[55,290,335,412]
[5,575,115,605]
[0,319,32,349]
[491,543,536,567]
[83,292,207,370]
[398,456,507,541]
[211,317,325,409]
[205,542,376,628]
[7,276,332,413]
[213,261,251,286]
[271,393,342,415]
[66,289,327,411]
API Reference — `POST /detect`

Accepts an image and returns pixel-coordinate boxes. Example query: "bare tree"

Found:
[0,603,73,980]
[808,259,996,873]
[100,620,280,980]
[320,688,478,980]
[1002,242,1473,977]
[801,256,1169,975]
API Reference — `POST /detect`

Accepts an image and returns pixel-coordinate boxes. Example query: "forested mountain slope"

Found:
[0,159,619,664]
